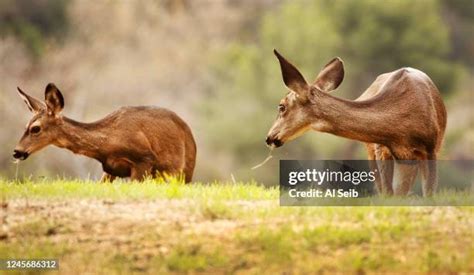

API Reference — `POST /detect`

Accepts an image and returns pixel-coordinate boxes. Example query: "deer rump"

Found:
[90,106,197,182]
[356,68,447,195]
[356,68,447,155]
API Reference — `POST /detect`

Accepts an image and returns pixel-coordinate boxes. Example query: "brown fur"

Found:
[14,84,196,182]
[266,50,447,196]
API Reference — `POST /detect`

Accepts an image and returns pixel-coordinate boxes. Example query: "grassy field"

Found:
[0,179,473,274]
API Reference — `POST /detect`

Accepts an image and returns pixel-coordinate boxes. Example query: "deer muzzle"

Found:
[13,149,29,160]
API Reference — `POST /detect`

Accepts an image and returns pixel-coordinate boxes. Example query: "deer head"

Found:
[265,50,344,147]
[13,83,65,160]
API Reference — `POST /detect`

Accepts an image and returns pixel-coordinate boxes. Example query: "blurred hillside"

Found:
[0,0,472,184]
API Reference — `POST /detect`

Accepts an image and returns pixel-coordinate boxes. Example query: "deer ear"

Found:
[274,49,309,99]
[44,83,64,115]
[17,87,45,113]
[313,57,344,93]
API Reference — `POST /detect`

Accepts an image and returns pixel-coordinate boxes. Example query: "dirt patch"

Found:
[1,199,472,274]
[1,199,262,241]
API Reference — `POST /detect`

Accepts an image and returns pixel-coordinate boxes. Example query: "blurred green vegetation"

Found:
[0,0,70,58]
[441,0,474,66]
[202,0,472,183]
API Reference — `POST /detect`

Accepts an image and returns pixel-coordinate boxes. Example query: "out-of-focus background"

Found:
[0,0,472,184]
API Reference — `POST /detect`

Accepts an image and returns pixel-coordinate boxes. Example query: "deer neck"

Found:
[54,117,109,161]
[311,93,391,144]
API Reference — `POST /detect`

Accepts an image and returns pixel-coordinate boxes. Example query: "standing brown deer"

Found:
[13,83,197,182]
[266,50,447,196]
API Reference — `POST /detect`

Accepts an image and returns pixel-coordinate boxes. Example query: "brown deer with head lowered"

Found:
[266,50,447,196]
[13,83,196,182]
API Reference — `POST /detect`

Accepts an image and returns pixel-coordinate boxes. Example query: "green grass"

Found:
[0,178,277,201]
[0,179,473,274]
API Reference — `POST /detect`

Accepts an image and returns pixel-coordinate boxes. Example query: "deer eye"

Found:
[278,104,286,113]
[30,126,41,134]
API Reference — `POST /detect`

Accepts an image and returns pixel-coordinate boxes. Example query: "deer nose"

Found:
[273,139,283,147]
[13,150,29,160]
[265,137,271,145]
[266,136,283,148]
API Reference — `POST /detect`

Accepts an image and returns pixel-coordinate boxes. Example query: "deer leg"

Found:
[375,145,394,195]
[154,157,186,182]
[420,153,437,197]
[100,172,116,183]
[366,143,382,193]
[392,160,418,196]
[154,167,185,182]
[130,165,153,181]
